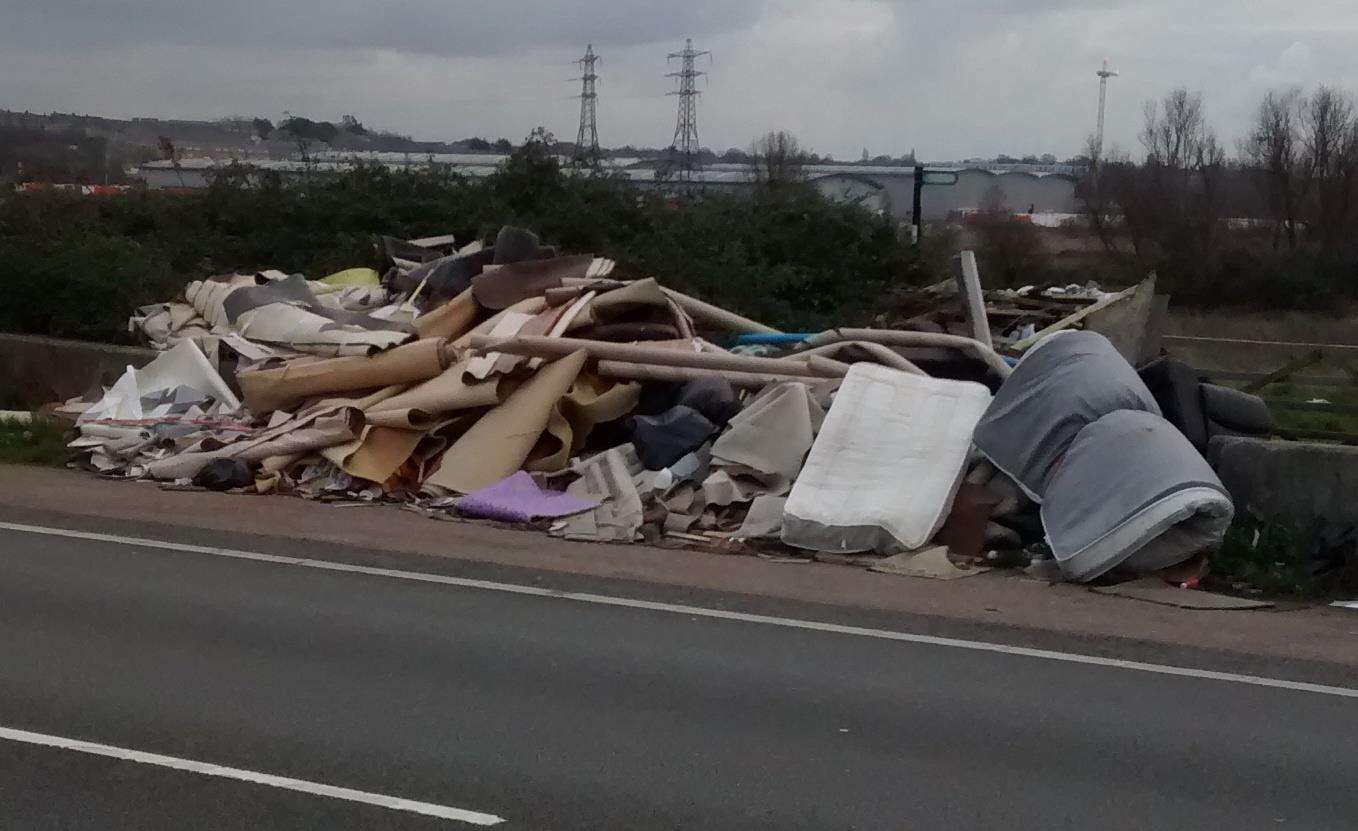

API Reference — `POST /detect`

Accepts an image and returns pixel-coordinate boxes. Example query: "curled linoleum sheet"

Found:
[709,382,824,495]
[185,275,255,328]
[80,340,241,423]
[258,451,305,475]
[362,408,440,430]
[566,278,670,330]
[731,495,788,539]
[490,301,572,376]
[301,383,409,420]
[522,372,640,473]
[525,291,595,371]
[310,283,389,312]
[323,424,425,484]
[560,374,641,454]
[544,285,587,307]
[237,338,449,414]
[135,339,241,412]
[465,311,536,380]
[223,274,400,331]
[471,254,595,310]
[367,359,514,421]
[186,275,413,356]
[79,366,144,422]
[129,302,209,350]
[413,290,480,341]
[319,267,380,287]
[219,332,283,361]
[552,444,646,542]
[523,404,575,473]
[425,351,588,493]
[143,407,361,480]
[701,468,767,507]
[452,296,548,350]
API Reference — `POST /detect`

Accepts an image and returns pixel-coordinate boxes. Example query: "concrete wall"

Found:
[0,333,156,408]
[1210,436,1358,527]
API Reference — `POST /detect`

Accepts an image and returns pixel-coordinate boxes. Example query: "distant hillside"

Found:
[0,110,513,183]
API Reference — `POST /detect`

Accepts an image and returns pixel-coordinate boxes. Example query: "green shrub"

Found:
[0,161,916,342]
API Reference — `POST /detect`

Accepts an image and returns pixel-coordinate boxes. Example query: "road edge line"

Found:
[4,519,1357,701]
[0,724,505,826]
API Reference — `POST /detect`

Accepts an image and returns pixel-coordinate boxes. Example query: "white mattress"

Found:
[781,364,992,554]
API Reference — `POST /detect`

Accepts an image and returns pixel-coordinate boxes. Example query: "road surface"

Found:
[1,519,1355,829]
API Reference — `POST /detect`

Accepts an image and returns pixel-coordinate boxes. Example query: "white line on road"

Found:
[4,519,1358,701]
[0,725,505,826]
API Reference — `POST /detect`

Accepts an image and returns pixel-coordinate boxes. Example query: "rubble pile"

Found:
[57,226,1255,584]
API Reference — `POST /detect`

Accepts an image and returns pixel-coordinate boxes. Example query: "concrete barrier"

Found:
[1208,435,1358,526]
[0,333,157,409]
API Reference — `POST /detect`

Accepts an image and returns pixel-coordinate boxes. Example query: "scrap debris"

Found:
[53,229,1251,589]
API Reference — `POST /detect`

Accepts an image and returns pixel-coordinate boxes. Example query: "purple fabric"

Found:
[457,471,599,523]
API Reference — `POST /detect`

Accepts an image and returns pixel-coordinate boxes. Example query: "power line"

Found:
[574,44,600,163]
[666,38,710,181]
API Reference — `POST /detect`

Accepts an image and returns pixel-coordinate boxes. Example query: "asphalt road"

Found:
[2,522,1356,829]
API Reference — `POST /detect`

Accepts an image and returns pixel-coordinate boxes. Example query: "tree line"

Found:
[1079,85,1358,309]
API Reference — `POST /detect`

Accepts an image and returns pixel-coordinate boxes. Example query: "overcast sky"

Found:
[5,0,1358,160]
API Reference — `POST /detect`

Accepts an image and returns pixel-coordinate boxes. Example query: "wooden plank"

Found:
[951,251,992,349]
[1243,350,1324,393]
[1263,398,1358,416]
[1164,335,1358,352]
[1194,370,1358,387]
[1009,285,1139,352]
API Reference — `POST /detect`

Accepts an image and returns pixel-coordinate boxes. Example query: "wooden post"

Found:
[1242,349,1324,394]
[952,250,992,349]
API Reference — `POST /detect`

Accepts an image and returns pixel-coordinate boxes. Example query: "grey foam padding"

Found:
[973,331,1161,502]
[1201,383,1275,435]
[1041,409,1233,582]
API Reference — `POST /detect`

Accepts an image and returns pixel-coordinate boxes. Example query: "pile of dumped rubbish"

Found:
[58,227,1269,584]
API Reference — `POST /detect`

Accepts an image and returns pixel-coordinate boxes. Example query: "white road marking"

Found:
[0,725,505,826]
[4,519,1358,701]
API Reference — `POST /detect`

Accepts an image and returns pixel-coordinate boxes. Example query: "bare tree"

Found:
[1242,88,1303,248]
[156,135,178,162]
[748,130,808,187]
[155,135,186,187]
[1300,86,1358,249]
[1142,88,1212,170]
[973,183,1049,287]
[1081,89,1226,284]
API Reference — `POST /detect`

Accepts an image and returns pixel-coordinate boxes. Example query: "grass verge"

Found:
[0,413,71,466]
[1209,514,1357,600]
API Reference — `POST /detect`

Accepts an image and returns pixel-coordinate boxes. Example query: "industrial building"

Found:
[136,154,1077,220]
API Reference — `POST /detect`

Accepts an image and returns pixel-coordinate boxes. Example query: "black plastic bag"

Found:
[192,458,254,491]
[630,405,718,470]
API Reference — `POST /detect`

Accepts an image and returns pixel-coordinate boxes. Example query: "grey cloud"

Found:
[4,0,762,56]
[5,0,1358,161]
